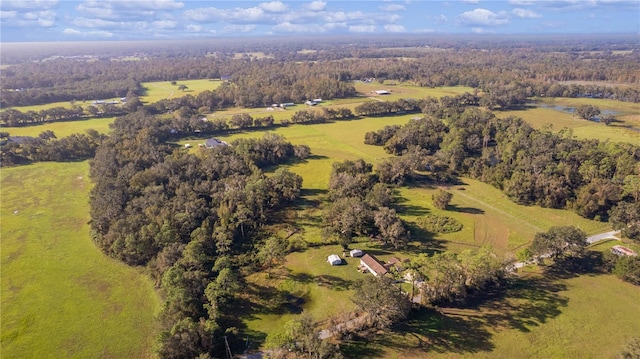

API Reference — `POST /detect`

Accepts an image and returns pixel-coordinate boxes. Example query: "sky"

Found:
[0,0,639,42]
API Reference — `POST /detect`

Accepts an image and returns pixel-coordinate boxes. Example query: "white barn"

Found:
[327,254,342,265]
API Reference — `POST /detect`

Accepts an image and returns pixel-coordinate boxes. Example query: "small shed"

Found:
[611,245,638,257]
[327,254,342,266]
[349,249,364,258]
[205,138,227,148]
[375,90,390,95]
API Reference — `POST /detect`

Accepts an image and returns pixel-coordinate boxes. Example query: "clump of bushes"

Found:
[418,214,463,233]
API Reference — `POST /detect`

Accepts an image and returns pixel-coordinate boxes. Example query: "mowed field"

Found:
[346,271,640,359]
[502,97,640,146]
[1,116,116,138]
[1,161,160,359]
[139,79,223,104]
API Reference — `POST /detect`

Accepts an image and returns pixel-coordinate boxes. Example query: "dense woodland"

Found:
[2,36,640,358]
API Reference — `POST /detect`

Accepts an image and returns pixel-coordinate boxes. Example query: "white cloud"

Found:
[272,21,328,33]
[508,0,535,5]
[62,28,114,37]
[0,11,18,20]
[223,24,257,33]
[458,8,510,26]
[306,1,327,11]
[471,27,495,33]
[76,0,183,21]
[349,25,376,33]
[1,0,58,10]
[380,4,406,11]
[414,28,436,33]
[384,24,406,32]
[151,20,177,29]
[186,24,203,32]
[1,9,56,27]
[184,6,268,24]
[259,1,288,13]
[430,14,448,23]
[511,8,542,18]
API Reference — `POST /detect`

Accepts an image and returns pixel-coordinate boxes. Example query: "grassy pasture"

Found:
[501,98,640,145]
[139,79,223,104]
[1,116,115,138]
[345,272,640,359]
[1,98,124,113]
[353,83,475,102]
[1,161,160,359]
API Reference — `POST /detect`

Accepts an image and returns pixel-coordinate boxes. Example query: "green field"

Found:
[2,99,122,113]
[502,98,640,146]
[349,272,640,359]
[353,83,475,102]
[139,79,223,104]
[1,116,115,138]
[1,162,160,359]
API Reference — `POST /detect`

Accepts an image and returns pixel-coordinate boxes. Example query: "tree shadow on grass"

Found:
[447,204,485,214]
[542,251,606,280]
[339,334,386,358]
[455,276,569,333]
[391,307,495,354]
[315,274,354,291]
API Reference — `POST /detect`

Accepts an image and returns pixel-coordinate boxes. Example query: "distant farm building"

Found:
[349,249,364,258]
[611,245,638,257]
[374,90,390,95]
[327,254,342,266]
[204,138,228,148]
[359,254,388,277]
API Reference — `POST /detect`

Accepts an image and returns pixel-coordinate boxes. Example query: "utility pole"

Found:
[224,335,233,359]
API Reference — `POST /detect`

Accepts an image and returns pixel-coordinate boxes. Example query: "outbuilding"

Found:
[349,249,364,258]
[327,254,342,266]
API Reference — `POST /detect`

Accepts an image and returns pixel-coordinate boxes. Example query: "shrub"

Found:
[418,214,463,233]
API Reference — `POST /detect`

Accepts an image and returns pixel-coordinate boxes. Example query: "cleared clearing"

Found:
[1,162,160,359]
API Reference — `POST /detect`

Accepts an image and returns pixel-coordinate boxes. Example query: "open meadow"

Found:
[1,116,115,138]
[343,271,640,359]
[501,97,640,146]
[139,79,223,104]
[1,161,160,359]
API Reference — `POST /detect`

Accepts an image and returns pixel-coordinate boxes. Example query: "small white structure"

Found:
[374,90,390,95]
[184,144,192,148]
[327,254,342,266]
[611,245,638,257]
[349,249,364,258]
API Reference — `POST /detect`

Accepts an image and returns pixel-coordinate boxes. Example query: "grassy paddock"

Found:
[501,97,640,145]
[346,272,640,359]
[396,180,609,253]
[1,116,115,138]
[2,98,123,113]
[1,162,160,359]
[353,83,475,102]
[139,79,223,104]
